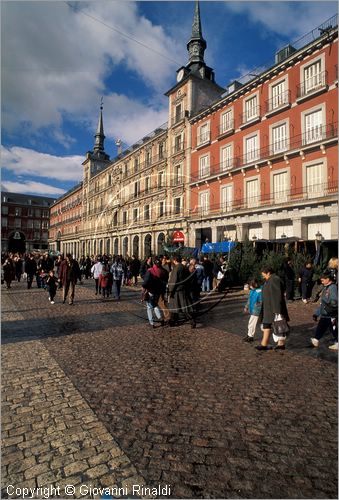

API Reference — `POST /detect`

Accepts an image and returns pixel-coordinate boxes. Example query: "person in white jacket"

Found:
[91,258,103,295]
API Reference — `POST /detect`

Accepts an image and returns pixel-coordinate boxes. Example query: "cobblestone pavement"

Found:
[1,280,338,499]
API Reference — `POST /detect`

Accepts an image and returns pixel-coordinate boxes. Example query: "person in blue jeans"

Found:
[311,269,338,350]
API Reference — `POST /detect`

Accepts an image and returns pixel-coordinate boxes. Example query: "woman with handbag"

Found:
[256,266,290,351]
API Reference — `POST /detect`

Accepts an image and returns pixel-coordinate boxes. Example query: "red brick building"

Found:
[189,21,338,247]
[1,192,56,254]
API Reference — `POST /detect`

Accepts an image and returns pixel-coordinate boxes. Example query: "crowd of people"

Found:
[2,251,337,350]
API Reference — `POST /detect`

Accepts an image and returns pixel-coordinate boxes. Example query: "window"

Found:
[175,103,182,123]
[271,122,288,154]
[34,220,41,229]
[113,212,118,226]
[246,178,259,207]
[245,134,259,163]
[306,163,323,198]
[270,80,287,110]
[273,172,288,202]
[244,94,258,122]
[144,204,150,220]
[304,108,323,144]
[42,210,49,218]
[146,151,151,167]
[303,60,322,94]
[174,164,182,185]
[134,158,139,173]
[158,171,164,188]
[174,197,181,214]
[221,185,233,212]
[123,163,128,178]
[35,209,41,217]
[145,176,150,193]
[15,207,21,216]
[34,231,40,240]
[199,191,209,214]
[42,220,49,229]
[1,217,7,227]
[198,122,210,145]
[133,208,138,221]
[134,181,140,197]
[220,144,233,171]
[220,109,233,134]
[1,205,8,215]
[199,155,210,178]
[159,201,164,217]
[123,211,128,224]
[174,134,183,153]
[27,219,33,229]
[108,174,112,186]
[159,142,165,160]
[14,218,21,228]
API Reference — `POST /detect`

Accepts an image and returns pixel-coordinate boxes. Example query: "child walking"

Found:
[46,270,58,304]
[243,279,262,342]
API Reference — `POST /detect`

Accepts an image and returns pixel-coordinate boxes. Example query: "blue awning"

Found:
[201,241,236,253]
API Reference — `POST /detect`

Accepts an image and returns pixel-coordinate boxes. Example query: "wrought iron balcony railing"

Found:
[266,90,291,113]
[297,70,328,98]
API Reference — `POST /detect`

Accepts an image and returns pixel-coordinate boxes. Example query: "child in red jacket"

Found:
[98,265,112,299]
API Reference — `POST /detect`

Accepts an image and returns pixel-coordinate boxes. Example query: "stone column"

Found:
[331,215,338,240]
[261,221,275,240]
[292,218,307,240]
[211,225,217,243]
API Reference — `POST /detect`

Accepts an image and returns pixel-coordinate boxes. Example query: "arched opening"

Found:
[106,239,110,255]
[99,239,103,255]
[87,241,91,256]
[132,235,139,257]
[8,231,26,254]
[157,232,165,254]
[144,234,152,258]
[93,240,97,255]
[114,238,119,255]
[123,237,128,256]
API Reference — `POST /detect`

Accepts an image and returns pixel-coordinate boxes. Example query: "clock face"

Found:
[177,69,185,82]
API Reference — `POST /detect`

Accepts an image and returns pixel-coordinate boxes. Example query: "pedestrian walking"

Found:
[3,258,14,289]
[311,269,338,350]
[282,258,295,302]
[25,254,37,289]
[46,270,58,304]
[299,261,314,303]
[59,254,81,305]
[111,258,124,300]
[130,255,141,286]
[99,264,113,299]
[91,257,103,295]
[168,254,196,328]
[256,266,290,351]
[142,258,166,328]
[243,278,263,342]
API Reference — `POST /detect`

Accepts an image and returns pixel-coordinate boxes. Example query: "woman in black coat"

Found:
[256,266,289,351]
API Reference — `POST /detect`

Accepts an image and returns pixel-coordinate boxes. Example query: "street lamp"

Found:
[252,235,257,241]
[315,231,322,242]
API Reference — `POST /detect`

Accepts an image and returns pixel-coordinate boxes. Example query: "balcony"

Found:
[170,177,183,187]
[171,111,186,126]
[240,106,261,128]
[217,119,235,139]
[296,70,328,101]
[172,142,185,155]
[265,90,291,116]
[189,181,338,219]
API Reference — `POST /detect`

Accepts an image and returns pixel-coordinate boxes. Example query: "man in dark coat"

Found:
[59,254,81,305]
[25,254,37,289]
[256,266,289,351]
[130,255,141,286]
[168,254,196,328]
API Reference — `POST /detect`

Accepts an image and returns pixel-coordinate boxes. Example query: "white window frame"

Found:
[220,108,233,134]
[199,154,210,178]
[198,190,210,215]
[197,121,210,145]
[244,131,260,163]
[174,197,181,214]
[243,91,259,123]
[220,183,233,212]
[300,54,325,96]
[245,176,260,208]
[220,143,233,171]
[268,76,289,111]
[270,168,290,203]
[301,103,326,145]
[174,133,184,153]
[270,119,289,154]
[302,159,327,199]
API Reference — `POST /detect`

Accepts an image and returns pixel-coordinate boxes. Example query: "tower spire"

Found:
[187,0,207,67]
[93,97,105,156]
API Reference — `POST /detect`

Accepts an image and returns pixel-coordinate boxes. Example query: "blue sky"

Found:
[1,0,337,197]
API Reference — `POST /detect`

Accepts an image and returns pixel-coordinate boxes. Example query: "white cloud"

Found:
[1,1,181,141]
[1,180,65,197]
[1,146,83,182]
[226,1,336,39]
